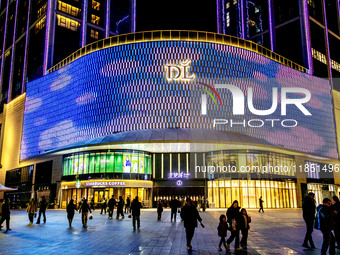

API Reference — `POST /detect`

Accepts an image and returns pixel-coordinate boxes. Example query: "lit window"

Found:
[90,29,99,39]
[92,0,100,11]
[58,1,81,17]
[57,14,80,31]
[226,2,230,9]
[233,0,237,5]
[37,3,47,18]
[35,16,46,34]
[226,12,230,27]
[91,14,100,25]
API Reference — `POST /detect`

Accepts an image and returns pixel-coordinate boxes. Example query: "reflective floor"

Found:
[0,208,330,254]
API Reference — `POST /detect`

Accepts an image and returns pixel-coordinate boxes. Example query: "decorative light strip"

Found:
[47,30,307,74]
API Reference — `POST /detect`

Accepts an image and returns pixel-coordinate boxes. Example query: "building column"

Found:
[8,0,19,102]
[268,0,275,51]
[43,0,56,75]
[21,0,32,92]
[322,0,333,87]
[300,0,314,74]
[105,0,110,37]
[130,0,136,33]
[81,0,88,47]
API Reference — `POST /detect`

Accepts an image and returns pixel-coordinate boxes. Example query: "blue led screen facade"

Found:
[21,41,337,159]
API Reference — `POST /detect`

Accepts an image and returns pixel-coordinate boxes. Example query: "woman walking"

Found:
[26,199,38,224]
[79,199,92,228]
[67,199,77,227]
[157,200,163,221]
[217,214,228,251]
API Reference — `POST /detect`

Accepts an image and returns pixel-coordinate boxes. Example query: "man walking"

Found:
[100,197,107,214]
[317,198,335,255]
[169,197,179,222]
[116,196,125,220]
[0,198,11,232]
[107,195,116,219]
[131,196,142,230]
[125,196,131,213]
[258,196,264,213]
[302,192,316,248]
[180,198,204,251]
[36,196,47,224]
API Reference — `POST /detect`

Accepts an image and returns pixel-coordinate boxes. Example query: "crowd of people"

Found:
[302,192,340,255]
[2,192,340,253]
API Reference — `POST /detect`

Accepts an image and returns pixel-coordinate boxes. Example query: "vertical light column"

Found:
[337,0,340,34]
[169,153,171,174]
[81,0,88,47]
[216,0,221,33]
[322,0,333,87]
[0,0,10,94]
[105,0,110,37]
[203,153,206,178]
[130,0,136,32]
[152,154,155,177]
[268,0,275,51]
[239,0,245,38]
[301,0,314,74]
[21,0,32,92]
[161,153,164,178]
[186,153,189,174]
[8,0,19,101]
[178,153,180,173]
[43,0,54,75]
[194,153,197,178]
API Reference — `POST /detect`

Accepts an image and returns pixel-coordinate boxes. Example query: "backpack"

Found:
[314,206,323,230]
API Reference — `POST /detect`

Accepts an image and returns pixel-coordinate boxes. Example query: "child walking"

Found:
[217,214,228,251]
[239,208,251,249]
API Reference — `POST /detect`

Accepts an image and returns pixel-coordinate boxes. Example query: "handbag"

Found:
[128,214,132,218]
[89,214,93,220]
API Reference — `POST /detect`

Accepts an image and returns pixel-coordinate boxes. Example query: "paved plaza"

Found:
[0,208,336,255]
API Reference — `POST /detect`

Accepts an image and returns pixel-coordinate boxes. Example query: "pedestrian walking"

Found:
[107,195,116,219]
[116,196,125,219]
[226,200,242,251]
[217,214,228,251]
[36,196,47,224]
[258,196,264,213]
[302,192,316,249]
[331,195,340,248]
[66,199,77,227]
[90,198,95,211]
[201,197,206,212]
[131,196,143,230]
[125,196,131,213]
[157,200,163,221]
[0,198,11,232]
[100,197,107,214]
[316,198,335,255]
[239,208,251,250]
[169,197,179,222]
[26,198,38,224]
[79,198,92,228]
[180,198,204,251]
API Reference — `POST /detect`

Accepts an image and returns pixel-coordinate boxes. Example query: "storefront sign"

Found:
[168,172,190,179]
[85,181,126,187]
[75,180,81,189]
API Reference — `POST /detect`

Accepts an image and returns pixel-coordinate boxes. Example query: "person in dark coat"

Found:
[66,199,77,227]
[107,195,116,219]
[36,196,47,224]
[226,200,242,251]
[157,200,163,221]
[217,214,228,251]
[239,208,251,249]
[302,192,316,248]
[79,199,92,228]
[100,197,107,214]
[317,198,335,255]
[169,197,179,222]
[180,198,204,251]
[331,195,340,247]
[90,198,95,211]
[116,196,125,220]
[131,196,143,230]
[0,198,11,232]
[258,196,264,213]
[125,196,131,213]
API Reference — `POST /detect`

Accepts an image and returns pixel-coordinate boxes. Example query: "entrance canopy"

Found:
[0,184,17,191]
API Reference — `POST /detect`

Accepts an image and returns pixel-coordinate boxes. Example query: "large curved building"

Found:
[1,31,340,209]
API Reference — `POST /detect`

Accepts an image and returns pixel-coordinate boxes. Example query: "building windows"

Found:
[90,29,98,39]
[57,14,80,31]
[91,14,100,25]
[92,0,100,11]
[226,12,230,27]
[37,3,47,18]
[35,16,46,34]
[58,1,81,18]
